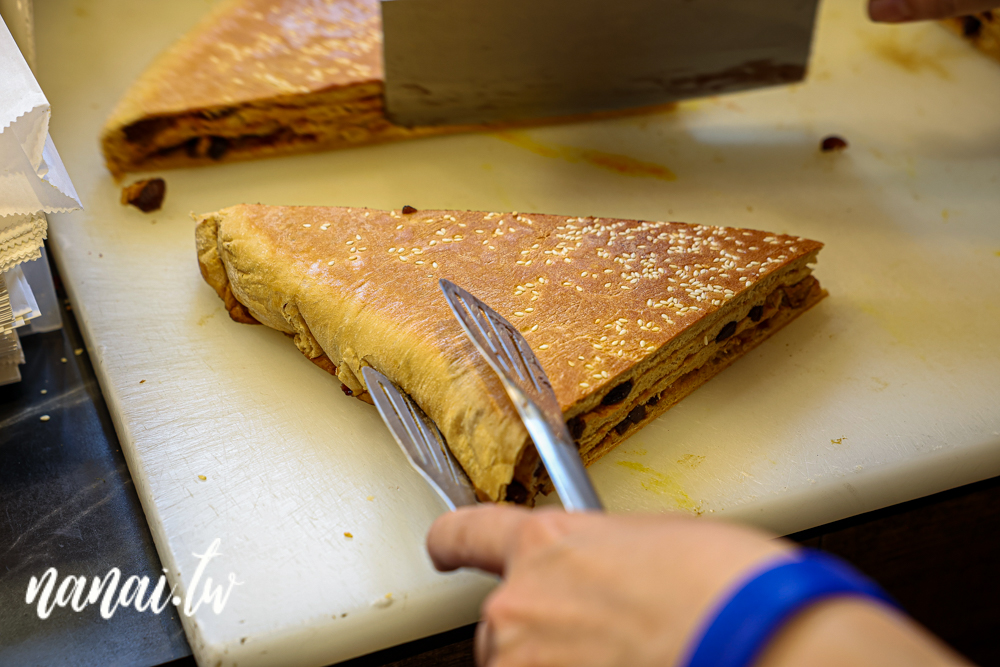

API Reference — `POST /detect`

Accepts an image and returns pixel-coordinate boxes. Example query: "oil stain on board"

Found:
[496,132,677,181]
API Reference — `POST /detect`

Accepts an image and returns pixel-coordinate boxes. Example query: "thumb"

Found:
[426,505,532,575]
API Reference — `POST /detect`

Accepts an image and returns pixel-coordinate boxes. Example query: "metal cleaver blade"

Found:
[381,0,820,127]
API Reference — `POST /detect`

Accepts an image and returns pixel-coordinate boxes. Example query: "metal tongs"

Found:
[439,279,602,512]
[363,281,602,512]
[362,366,478,509]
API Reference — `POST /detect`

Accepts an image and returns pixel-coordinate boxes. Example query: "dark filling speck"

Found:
[648,394,660,407]
[567,416,585,440]
[715,321,738,343]
[340,384,354,397]
[963,15,983,37]
[401,205,417,214]
[601,380,633,405]
[505,480,528,504]
[208,136,230,160]
[628,405,647,424]
[123,117,174,144]
[153,129,318,162]
[821,136,848,152]
[749,305,764,322]
[614,420,631,436]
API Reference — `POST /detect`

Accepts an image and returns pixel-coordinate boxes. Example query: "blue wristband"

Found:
[680,548,898,667]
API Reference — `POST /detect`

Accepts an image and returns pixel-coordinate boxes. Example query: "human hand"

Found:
[427,505,972,667]
[427,505,790,667]
[869,0,999,22]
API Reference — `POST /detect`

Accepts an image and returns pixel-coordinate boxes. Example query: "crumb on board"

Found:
[140,379,146,384]
[198,475,207,481]
[74,348,83,356]
[40,389,47,395]
[344,532,353,538]
[121,178,166,212]
[366,495,374,501]
[820,135,848,152]
[60,357,67,363]
[40,415,50,422]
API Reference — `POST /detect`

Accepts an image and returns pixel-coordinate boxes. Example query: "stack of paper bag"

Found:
[1,10,81,383]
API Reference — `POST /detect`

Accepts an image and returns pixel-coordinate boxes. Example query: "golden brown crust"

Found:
[309,353,338,376]
[195,212,261,323]
[195,204,823,502]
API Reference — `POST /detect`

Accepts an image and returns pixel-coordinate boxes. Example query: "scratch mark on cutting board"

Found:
[495,132,677,181]
[616,461,700,512]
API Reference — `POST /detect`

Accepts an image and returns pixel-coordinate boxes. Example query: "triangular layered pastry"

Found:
[101,0,425,178]
[196,205,825,503]
[101,0,658,179]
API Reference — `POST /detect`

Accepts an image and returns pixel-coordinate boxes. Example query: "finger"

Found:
[869,0,998,22]
[474,619,493,667]
[426,505,532,575]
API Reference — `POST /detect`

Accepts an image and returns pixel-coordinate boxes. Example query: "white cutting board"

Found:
[34,0,1000,665]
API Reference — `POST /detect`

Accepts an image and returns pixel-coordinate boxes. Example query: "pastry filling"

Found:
[505,272,824,503]
[274,270,822,505]
[281,270,822,504]
[108,87,433,171]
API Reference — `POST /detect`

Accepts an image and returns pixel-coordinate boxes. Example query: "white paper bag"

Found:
[0,328,23,385]
[1,12,81,270]
[1,264,39,334]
